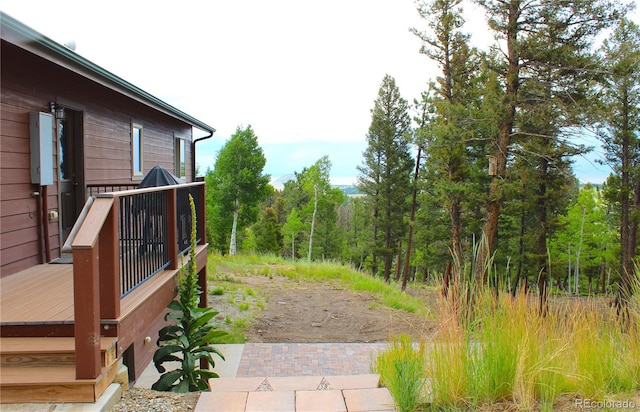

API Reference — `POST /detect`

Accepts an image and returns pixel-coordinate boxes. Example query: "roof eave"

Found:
[0,12,215,135]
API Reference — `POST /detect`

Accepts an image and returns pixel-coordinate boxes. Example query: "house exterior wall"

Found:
[1,40,194,277]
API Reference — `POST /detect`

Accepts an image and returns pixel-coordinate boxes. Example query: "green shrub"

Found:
[211,286,225,296]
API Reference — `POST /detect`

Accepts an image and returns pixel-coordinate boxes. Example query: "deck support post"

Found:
[73,245,102,380]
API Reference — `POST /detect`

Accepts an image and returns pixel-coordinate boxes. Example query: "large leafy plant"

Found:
[152,194,227,392]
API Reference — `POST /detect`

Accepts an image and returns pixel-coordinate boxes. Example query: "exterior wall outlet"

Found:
[48,210,59,220]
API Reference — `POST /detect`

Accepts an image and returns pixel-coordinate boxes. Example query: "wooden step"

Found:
[0,359,119,403]
[0,336,117,368]
[197,375,392,412]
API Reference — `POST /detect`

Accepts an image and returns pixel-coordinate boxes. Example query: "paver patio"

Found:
[193,343,395,412]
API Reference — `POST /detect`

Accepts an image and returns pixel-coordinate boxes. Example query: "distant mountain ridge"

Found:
[270,175,360,195]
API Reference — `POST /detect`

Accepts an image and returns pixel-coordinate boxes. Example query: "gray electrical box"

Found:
[29,111,54,185]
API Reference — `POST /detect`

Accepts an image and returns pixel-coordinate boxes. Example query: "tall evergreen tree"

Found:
[253,207,283,255]
[473,0,623,283]
[598,17,640,305]
[358,74,414,281]
[205,125,270,255]
[412,0,487,281]
[338,197,372,269]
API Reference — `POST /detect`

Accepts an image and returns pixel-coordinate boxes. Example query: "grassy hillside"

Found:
[208,253,431,316]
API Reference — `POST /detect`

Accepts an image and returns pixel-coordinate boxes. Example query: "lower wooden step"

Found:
[0,336,117,368]
[0,359,119,404]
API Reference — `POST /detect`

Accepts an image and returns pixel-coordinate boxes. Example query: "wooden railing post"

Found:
[167,188,178,270]
[99,203,120,319]
[72,245,102,379]
[72,197,114,380]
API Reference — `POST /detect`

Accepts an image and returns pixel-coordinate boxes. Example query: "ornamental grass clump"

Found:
[374,334,428,412]
[425,274,640,410]
[152,194,228,392]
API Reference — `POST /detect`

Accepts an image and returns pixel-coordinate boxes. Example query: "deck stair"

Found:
[195,374,395,411]
[0,337,120,403]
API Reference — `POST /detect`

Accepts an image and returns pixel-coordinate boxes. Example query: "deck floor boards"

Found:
[0,264,74,323]
[0,246,204,325]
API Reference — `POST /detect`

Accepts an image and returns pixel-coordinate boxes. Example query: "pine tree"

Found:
[412,0,487,281]
[254,207,283,255]
[474,0,623,284]
[598,18,640,305]
[358,74,414,281]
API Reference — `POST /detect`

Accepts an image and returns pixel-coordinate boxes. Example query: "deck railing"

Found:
[87,183,138,197]
[71,182,206,379]
[119,190,170,297]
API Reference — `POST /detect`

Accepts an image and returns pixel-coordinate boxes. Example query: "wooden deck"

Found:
[0,264,74,324]
[0,244,207,332]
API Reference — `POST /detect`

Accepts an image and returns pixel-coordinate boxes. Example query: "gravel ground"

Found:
[112,388,200,412]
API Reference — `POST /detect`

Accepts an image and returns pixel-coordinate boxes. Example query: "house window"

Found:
[132,123,143,177]
[175,138,186,179]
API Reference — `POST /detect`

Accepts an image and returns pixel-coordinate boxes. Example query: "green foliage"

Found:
[152,195,228,392]
[278,157,346,261]
[598,17,640,296]
[205,125,270,254]
[282,208,303,259]
[357,74,414,280]
[252,207,283,255]
[374,335,428,412]
[210,286,225,296]
[549,185,617,294]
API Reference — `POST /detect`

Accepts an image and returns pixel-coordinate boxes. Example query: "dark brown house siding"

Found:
[1,40,194,277]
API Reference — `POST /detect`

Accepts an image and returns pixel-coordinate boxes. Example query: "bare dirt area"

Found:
[240,275,435,343]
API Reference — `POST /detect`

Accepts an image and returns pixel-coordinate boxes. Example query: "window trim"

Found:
[175,136,187,180]
[131,122,143,178]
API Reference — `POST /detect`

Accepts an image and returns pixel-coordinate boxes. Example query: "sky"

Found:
[2,1,637,185]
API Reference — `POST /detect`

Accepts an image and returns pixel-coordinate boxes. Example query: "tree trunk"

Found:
[574,205,586,295]
[615,80,635,323]
[229,198,239,255]
[308,183,318,262]
[371,195,379,278]
[600,258,606,294]
[476,1,520,284]
[402,147,421,291]
[442,261,452,298]
[394,240,402,282]
[537,158,549,315]
[383,199,393,283]
[567,244,571,294]
[512,202,526,296]
[371,237,378,277]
